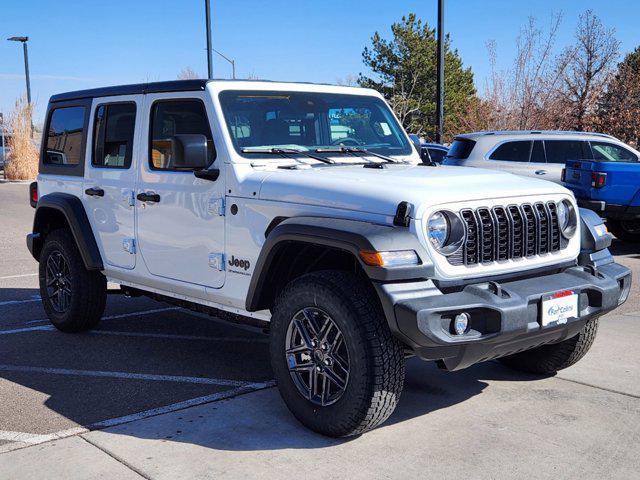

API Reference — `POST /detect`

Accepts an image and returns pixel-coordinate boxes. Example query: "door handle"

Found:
[85,187,105,197]
[136,192,161,203]
[535,170,547,175]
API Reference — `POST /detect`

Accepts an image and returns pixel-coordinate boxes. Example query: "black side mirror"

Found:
[172,134,210,169]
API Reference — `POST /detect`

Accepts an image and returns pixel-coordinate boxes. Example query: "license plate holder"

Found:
[540,291,578,327]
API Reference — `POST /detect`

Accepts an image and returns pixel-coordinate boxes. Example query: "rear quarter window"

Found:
[40,100,90,177]
[445,138,476,160]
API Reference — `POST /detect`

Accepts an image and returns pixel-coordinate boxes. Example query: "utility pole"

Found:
[214,49,236,79]
[435,0,444,144]
[205,0,213,79]
[8,36,33,137]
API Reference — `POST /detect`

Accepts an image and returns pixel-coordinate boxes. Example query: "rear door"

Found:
[484,140,533,176]
[135,91,225,288]
[84,96,140,270]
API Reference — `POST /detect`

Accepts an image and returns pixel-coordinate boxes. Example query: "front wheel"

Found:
[607,218,640,243]
[498,319,598,374]
[270,271,405,437]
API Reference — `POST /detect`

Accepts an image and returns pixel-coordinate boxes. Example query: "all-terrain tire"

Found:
[39,229,107,332]
[270,271,405,437]
[498,319,599,374]
[607,218,640,243]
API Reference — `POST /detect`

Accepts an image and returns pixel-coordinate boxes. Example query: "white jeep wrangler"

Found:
[27,80,631,437]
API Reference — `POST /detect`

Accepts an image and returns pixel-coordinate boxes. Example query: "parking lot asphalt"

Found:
[0,181,639,479]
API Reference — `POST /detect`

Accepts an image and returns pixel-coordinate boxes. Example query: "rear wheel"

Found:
[498,319,598,374]
[607,218,640,243]
[270,271,405,437]
[39,229,107,332]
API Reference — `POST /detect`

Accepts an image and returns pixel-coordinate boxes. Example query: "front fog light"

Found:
[453,313,470,335]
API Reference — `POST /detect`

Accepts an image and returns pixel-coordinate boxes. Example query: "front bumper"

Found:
[380,262,631,371]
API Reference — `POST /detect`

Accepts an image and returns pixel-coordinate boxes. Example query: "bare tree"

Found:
[480,14,566,131]
[556,10,620,130]
[177,67,199,80]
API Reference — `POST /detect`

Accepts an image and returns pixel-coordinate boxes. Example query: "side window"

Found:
[44,106,86,166]
[92,103,136,168]
[530,140,546,163]
[149,99,215,170]
[590,141,638,163]
[427,148,447,163]
[544,140,592,163]
[489,141,531,162]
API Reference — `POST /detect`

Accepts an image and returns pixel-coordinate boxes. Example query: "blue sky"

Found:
[1,0,639,124]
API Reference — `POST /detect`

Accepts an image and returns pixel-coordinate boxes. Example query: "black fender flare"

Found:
[27,193,104,271]
[245,216,433,311]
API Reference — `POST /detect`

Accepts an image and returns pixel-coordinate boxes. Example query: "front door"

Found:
[135,92,225,288]
[84,96,140,270]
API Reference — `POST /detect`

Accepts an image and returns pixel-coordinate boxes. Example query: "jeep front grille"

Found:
[450,202,565,266]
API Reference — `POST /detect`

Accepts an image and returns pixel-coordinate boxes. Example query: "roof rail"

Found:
[459,130,616,140]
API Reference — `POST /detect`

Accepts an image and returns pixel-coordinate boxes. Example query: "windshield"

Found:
[219,90,412,158]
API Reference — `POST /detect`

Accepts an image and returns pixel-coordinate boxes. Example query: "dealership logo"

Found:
[228,255,251,271]
[548,304,574,316]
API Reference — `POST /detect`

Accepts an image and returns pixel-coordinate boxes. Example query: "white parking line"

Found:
[0,296,41,307]
[85,329,268,343]
[0,364,247,387]
[23,306,181,325]
[0,326,51,335]
[0,381,275,453]
[0,273,38,281]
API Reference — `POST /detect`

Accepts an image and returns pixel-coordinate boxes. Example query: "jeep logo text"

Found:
[228,255,250,271]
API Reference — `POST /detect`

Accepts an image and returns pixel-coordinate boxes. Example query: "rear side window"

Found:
[149,99,215,170]
[45,106,86,166]
[93,103,136,168]
[489,141,531,162]
[446,138,476,160]
[590,141,638,163]
[544,140,592,163]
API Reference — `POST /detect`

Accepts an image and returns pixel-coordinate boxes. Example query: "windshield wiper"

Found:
[241,147,334,165]
[315,146,399,163]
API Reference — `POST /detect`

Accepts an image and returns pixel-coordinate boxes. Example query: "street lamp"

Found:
[8,36,33,137]
[213,49,236,79]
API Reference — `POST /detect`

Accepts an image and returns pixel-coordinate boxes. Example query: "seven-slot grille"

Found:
[451,202,564,266]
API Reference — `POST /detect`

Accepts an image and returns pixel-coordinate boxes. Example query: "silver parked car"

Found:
[442,130,639,184]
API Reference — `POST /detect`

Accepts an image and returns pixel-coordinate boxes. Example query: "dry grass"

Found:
[5,97,38,180]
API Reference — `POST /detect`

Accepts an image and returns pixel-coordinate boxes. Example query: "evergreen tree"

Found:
[358,14,476,141]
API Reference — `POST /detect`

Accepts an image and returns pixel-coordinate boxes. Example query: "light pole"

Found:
[8,36,33,137]
[435,0,444,144]
[204,0,213,79]
[213,49,236,79]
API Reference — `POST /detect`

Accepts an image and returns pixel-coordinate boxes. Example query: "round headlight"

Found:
[427,212,449,249]
[427,211,466,255]
[557,200,577,238]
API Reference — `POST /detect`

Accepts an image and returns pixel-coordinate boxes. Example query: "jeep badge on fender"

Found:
[26,79,631,438]
[228,255,250,271]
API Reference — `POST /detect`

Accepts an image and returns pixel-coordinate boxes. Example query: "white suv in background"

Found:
[443,131,640,183]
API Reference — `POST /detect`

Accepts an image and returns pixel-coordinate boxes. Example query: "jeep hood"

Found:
[257,164,572,218]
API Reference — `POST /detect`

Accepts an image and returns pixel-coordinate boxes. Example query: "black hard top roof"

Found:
[49,79,211,102]
[48,78,351,103]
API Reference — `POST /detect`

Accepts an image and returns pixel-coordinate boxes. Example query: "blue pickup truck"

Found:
[563,140,640,242]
